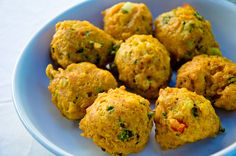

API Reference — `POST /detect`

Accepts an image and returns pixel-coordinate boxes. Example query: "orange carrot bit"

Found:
[169,118,187,133]
[182,3,191,8]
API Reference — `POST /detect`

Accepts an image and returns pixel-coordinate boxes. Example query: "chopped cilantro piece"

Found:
[188,23,195,33]
[194,12,204,21]
[191,105,199,117]
[162,112,167,118]
[118,129,134,142]
[148,111,154,120]
[51,47,55,53]
[76,48,84,54]
[85,31,91,37]
[60,78,68,87]
[228,76,236,85]
[96,87,104,93]
[208,47,222,56]
[219,126,225,133]
[121,2,133,14]
[119,118,126,128]
[162,16,171,24]
[110,44,120,55]
[107,106,114,112]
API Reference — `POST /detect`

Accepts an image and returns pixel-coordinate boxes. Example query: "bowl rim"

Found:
[12,0,90,155]
[11,0,236,155]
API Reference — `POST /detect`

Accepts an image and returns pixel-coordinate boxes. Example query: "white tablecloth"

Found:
[1,0,236,156]
[0,0,79,155]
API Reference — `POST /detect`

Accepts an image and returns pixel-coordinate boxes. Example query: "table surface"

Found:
[1,0,235,156]
[0,0,79,155]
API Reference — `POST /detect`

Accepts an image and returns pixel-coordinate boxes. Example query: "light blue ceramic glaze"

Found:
[12,0,236,155]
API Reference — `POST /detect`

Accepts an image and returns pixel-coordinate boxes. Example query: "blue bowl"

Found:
[12,0,236,155]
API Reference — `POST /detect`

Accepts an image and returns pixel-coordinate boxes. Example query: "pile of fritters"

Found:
[46,2,235,155]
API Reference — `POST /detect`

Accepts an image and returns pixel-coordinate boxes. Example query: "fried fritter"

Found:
[154,4,221,64]
[176,55,236,110]
[51,20,118,68]
[115,35,171,99]
[154,87,221,149]
[46,62,117,120]
[80,86,153,155]
[103,2,152,40]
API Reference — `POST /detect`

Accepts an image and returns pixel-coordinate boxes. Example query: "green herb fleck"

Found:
[162,16,171,24]
[60,78,68,87]
[107,106,114,112]
[186,40,194,48]
[119,118,126,128]
[162,112,167,118]
[135,133,140,144]
[76,48,84,54]
[110,44,120,55]
[194,12,204,21]
[228,76,236,85]
[139,101,146,105]
[147,78,152,84]
[188,23,195,33]
[89,40,94,45]
[134,59,138,64]
[183,51,195,60]
[121,2,133,14]
[51,47,55,53]
[53,92,58,97]
[118,129,134,142]
[122,9,128,14]
[191,104,199,117]
[208,47,222,56]
[219,126,225,133]
[85,31,91,37]
[106,62,117,72]
[87,92,92,97]
[95,54,101,64]
[67,53,71,59]
[148,111,154,120]
[115,153,123,156]
[141,15,145,20]
[96,87,104,93]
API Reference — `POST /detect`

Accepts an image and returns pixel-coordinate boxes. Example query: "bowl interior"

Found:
[13,0,236,155]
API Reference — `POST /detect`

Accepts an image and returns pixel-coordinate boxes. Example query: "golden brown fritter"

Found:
[154,4,221,64]
[176,55,236,110]
[50,20,119,68]
[80,86,153,155]
[46,62,117,120]
[215,84,236,110]
[154,87,221,150]
[102,2,152,40]
[115,35,171,99]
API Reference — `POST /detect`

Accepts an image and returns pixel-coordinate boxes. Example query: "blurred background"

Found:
[0,0,78,155]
